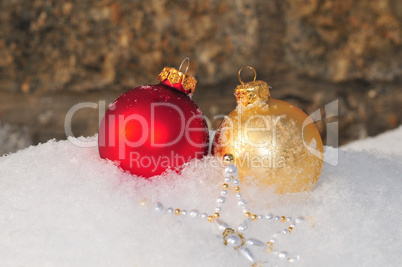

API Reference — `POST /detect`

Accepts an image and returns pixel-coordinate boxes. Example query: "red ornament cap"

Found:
[157,58,197,94]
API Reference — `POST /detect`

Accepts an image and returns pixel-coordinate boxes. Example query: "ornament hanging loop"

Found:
[238,65,257,85]
[179,57,190,74]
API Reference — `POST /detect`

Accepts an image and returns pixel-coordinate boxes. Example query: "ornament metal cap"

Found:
[157,57,197,94]
[235,65,271,106]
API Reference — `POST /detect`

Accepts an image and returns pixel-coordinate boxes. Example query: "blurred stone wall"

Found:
[0,121,31,155]
[0,0,401,154]
[285,0,402,82]
[0,0,262,92]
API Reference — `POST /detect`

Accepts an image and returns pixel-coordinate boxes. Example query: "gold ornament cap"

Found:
[157,57,197,94]
[235,66,271,106]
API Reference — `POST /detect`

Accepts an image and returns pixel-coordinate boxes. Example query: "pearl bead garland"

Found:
[140,155,308,266]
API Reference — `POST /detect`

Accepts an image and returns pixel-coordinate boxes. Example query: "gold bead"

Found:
[222,183,229,189]
[207,215,214,222]
[251,214,258,221]
[288,226,294,233]
[244,212,251,217]
[223,154,234,164]
[174,209,181,215]
[234,186,240,192]
[280,216,286,222]
[140,199,147,206]
[214,212,220,218]
[265,241,274,253]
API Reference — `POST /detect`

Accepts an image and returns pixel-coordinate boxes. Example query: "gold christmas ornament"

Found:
[212,66,324,193]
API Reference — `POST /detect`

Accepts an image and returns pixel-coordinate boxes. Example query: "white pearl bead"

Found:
[223,165,238,176]
[275,216,281,221]
[200,213,207,219]
[154,202,163,211]
[224,177,231,183]
[215,219,229,231]
[245,239,265,247]
[238,221,249,232]
[239,247,255,263]
[227,235,242,247]
[215,207,222,212]
[181,210,187,215]
[295,216,305,224]
[238,199,247,206]
[216,196,226,204]
[266,213,273,220]
[233,179,240,185]
[167,208,174,213]
[278,251,289,259]
[235,193,242,198]
[287,216,293,222]
[221,190,228,196]
[189,210,199,218]
[282,229,289,235]
[258,214,263,220]
[242,208,249,214]
[238,225,247,232]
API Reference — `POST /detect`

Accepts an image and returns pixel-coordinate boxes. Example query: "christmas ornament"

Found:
[213,66,324,193]
[98,58,209,177]
[139,156,308,265]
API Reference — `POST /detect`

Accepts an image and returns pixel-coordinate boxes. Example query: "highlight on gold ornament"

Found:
[212,66,324,193]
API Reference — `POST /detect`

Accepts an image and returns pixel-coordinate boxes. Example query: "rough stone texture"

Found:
[0,0,401,154]
[284,0,402,82]
[0,0,260,93]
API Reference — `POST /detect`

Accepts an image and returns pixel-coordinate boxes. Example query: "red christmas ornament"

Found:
[98,59,209,177]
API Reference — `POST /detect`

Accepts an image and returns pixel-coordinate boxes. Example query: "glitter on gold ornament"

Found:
[212,66,324,193]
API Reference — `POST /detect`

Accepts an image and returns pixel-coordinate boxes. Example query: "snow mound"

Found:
[1,131,402,266]
[343,125,402,158]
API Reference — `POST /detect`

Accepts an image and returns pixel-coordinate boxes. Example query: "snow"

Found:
[1,128,402,266]
[343,125,402,158]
